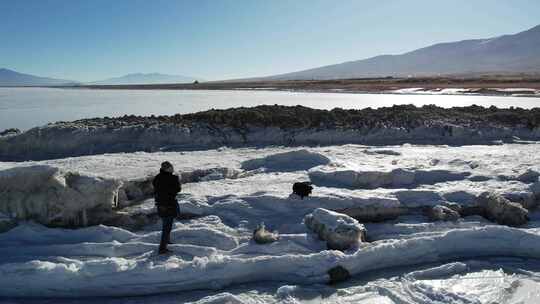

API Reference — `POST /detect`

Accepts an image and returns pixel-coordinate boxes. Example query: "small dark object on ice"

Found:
[293,182,313,199]
[328,265,351,284]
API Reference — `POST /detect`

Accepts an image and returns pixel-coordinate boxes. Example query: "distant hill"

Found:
[259,24,540,80]
[90,73,201,85]
[0,68,76,86]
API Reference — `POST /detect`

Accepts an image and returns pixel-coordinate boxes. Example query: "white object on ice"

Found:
[304,208,366,250]
[252,222,279,244]
[477,192,529,227]
[0,165,121,227]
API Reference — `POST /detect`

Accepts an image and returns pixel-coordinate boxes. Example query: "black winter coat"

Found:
[153,170,181,217]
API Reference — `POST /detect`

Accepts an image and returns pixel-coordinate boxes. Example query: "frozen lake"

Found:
[1,87,539,131]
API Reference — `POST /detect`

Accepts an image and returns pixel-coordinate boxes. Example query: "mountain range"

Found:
[0,70,200,87]
[0,68,75,86]
[259,24,540,80]
[2,24,540,85]
[90,73,200,85]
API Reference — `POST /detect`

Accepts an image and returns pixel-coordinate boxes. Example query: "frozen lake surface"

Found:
[1,87,539,130]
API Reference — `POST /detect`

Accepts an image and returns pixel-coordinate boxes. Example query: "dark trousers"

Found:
[159,216,174,251]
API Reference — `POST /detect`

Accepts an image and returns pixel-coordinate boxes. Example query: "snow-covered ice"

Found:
[304,208,367,250]
[0,165,121,227]
[1,143,540,302]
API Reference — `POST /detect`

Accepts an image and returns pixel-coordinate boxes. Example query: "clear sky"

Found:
[1,0,539,82]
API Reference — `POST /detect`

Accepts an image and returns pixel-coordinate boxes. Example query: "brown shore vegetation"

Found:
[68,75,540,94]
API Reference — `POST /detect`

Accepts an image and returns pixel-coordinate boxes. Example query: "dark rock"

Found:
[477,192,529,226]
[293,182,313,199]
[426,205,460,222]
[328,265,351,284]
[0,128,20,137]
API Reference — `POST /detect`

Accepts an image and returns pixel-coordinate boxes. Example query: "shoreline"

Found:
[56,76,540,97]
[3,76,540,97]
[3,85,540,99]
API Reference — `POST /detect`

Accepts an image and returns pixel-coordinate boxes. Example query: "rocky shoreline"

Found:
[1,104,540,161]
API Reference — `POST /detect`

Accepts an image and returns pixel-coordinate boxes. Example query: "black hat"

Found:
[160,161,174,173]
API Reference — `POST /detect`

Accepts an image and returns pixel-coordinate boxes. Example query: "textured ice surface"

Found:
[1,143,540,302]
[0,165,121,227]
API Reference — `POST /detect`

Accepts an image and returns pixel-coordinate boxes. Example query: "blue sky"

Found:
[1,0,539,81]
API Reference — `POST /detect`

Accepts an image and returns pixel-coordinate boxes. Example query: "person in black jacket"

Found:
[153,161,181,254]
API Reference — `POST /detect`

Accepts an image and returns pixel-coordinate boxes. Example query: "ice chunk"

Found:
[177,194,211,217]
[119,177,154,205]
[180,167,241,183]
[309,166,414,189]
[309,165,468,189]
[394,190,445,207]
[304,208,366,250]
[0,223,137,245]
[0,165,121,227]
[241,150,330,172]
[188,293,246,304]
